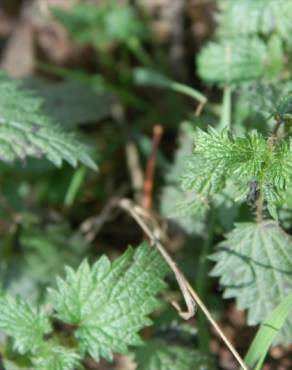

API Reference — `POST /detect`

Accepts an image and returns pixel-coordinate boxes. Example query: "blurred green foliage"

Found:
[0,0,292,369]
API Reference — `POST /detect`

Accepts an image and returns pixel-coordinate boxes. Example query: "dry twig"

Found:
[119,198,249,370]
[143,125,163,211]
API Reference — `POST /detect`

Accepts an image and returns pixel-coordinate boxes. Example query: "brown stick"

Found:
[142,125,163,210]
[119,198,249,370]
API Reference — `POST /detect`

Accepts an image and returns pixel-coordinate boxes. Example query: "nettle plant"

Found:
[0,76,167,369]
[0,75,213,369]
[168,0,292,350]
[161,0,292,366]
[1,1,292,370]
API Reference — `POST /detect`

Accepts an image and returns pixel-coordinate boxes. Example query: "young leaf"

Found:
[0,73,97,169]
[0,295,51,354]
[241,82,292,122]
[217,0,267,37]
[218,0,292,43]
[135,339,215,370]
[48,243,169,362]
[32,343,80,370]
[182,127,269,196]
[210,221,292,344]
[197,37,270,84]
[182,127,292,218]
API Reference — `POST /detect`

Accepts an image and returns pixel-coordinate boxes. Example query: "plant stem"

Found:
[170,80,207,104]
[218,85,232,131]
[128,38,154,67]
[196,209,215,352]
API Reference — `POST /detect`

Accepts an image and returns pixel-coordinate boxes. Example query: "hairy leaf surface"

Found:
[32,343,80,370]
[218,0,292,42]
[197,37,274,84]
[0,74,96,169]
[0,295,51,353]
[135,339,215,370]
[241,82,292,121]
[182,128,268,195]
[210,222,292,344]
[183,127,292,218]
[49,243,168,361]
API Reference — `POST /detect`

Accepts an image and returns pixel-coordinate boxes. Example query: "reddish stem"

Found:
[142,125,163,210]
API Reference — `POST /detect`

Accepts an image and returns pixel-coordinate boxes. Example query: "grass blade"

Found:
[244,293,292,370]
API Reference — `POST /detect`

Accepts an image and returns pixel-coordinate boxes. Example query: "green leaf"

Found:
[135,339,215,370]
[241,82,292,122]
[32,343,80,370]
[134,68,207,103]
[210,221,292,344]
[48,243,169,362]
[0,295,51,353]
[54,2,146,49]
[217,0,267,37]
[266,139,292,191]
[182,127,269,196]
[182,127,292,218]
[197,37,268,84]
[3,360,32,370]
[264,139,292,216]
[0,73,97,170]
[25,79,113,128]
[265,35,284,79]
[217,0,292,43]
[245,293,292,370]
[20,222,89,289]
[195,128,269,178]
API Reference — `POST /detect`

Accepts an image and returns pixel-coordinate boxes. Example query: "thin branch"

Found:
[218,85,232,130]
[112,103,144,203]
[125,139,144,202]
[80,186,128,241]
[195,100,207,116]
[143,125,163,210]
[119,198,249,370]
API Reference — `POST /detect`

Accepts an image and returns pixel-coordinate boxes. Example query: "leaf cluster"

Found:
[182,127,292,218]
[0,243,169,369]
[217,0,292,43]
[53,1,147,51]
[197,0,290,85]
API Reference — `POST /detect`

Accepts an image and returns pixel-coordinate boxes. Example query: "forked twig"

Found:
[119,198,249,370]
